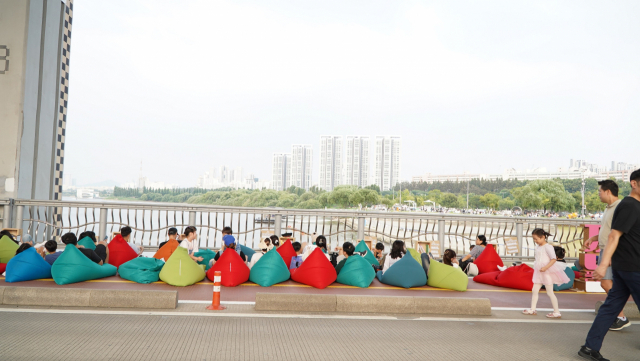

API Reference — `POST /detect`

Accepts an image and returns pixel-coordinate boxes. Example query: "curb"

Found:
[255,293,492,316]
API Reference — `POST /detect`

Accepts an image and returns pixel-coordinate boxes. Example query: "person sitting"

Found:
[121,226,144,256]
[158,227,180,249]
[459,235,487,272]
[442,249,459,268]
[43,240,62,265]
[381,240,406,275]
[15,243,32,255]
[270,235,280,249]
[302,235,331,261]
[0,230,19,244]
[289,242,304,270]
[248,238,272,269]
[212,235,246,266]
[553,245,571,270]
[79,230,109,263]
[373,242,386,271]
[61,232,104,265]
[335,242,355,274]
[179,226,203,263]
[21,234,34,246]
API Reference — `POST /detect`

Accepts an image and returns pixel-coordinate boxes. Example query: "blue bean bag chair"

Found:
[553,266,575,292]
[118,257,164,284]
[5,247,52,282]
[240,244,256,262]
[159,247,206,287]
[249,248,290,287]
[194,249,217,270]
[376,253,427,288]
[77,236,96,251]
[336,255,375,288]
[0,235,19,263]
[427,260,468,291]
[51,245,117,285]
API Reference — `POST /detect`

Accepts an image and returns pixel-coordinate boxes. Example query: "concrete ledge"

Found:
[595,301,639,319]
[255,293,492,316]
[255,293,336,312]
[1,287,178,309]
[0,286,5,304]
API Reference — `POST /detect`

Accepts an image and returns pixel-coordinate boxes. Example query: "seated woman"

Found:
[301,235,331,261]
[442,249,459,268]
[380,240,405,275]
[459,235,487,273]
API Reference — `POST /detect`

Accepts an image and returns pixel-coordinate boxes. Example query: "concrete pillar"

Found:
[98,208,108,242]
[188,211,196,227]
[438,219,445,252]
[2,204,12,228]
[274,214,282,236]
[357,217,365,241]
[15,205,24,233]
[516,222,524,256]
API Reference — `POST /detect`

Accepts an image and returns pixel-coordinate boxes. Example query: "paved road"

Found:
[0,310,638,360]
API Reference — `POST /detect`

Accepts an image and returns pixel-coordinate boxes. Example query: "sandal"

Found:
[546,312,562,318]
[522,309,537,315]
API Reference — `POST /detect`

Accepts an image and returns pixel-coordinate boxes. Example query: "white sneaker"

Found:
[498,265,507,271]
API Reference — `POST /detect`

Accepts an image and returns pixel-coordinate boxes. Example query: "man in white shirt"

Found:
[180,226,203,262]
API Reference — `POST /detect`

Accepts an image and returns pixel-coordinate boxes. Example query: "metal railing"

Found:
[1,198,597,260]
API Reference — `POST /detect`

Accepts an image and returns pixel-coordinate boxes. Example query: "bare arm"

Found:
[541,259,556,272]
[582,234,599,250]
[461,254,472,262]
[593,230,622,280]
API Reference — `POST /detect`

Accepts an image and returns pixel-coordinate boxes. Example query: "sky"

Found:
[64,0,640,186]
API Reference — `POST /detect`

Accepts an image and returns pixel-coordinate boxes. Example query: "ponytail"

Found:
[532,228,551,239]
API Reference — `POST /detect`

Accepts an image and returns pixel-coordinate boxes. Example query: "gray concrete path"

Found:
[0,309,638,360]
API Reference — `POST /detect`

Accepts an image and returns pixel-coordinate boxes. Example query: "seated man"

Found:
[289,242,303,270]
[79,231,110,263]
[335,242,355,274]
[211,235,246,267]
[61,232,104,265]
[121,226,144,256]
[373,242,386,271]
[158,227,180,249]
[43,240,62,265]
[248,238,272,269]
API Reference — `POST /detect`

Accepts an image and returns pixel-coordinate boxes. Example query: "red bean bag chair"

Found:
[276,240,297,269]
[290,248,337,289]
[473,270,501,286]
[107,234,138,268]
[206,248,250,287]
[474,245,504,274]
[0,263,7,274]
[496,264,534,291]
[154,239,180,261]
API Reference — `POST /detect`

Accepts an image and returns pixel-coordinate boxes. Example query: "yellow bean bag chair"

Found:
[159,247,205,286]
[427,260,468,291]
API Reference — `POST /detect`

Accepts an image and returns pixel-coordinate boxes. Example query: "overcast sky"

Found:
[64,0,640,186]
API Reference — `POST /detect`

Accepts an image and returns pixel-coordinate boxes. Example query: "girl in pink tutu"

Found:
[523,228,570,318]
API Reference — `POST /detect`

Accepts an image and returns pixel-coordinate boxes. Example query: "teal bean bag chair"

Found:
[354,240,370,253]
[249,248,290,287]
[159,247,206,287]
[376,253,427,288]
[336,255,375,288]
[427,260,468,291]
[5,247,52,282]
[553,266,575,292]
[51,245,117,285]
[118,257,164,284]
[0,235,19,263]
[240,244,256,262]
[354,241,379,266]
[77,236,96,251]
[194,249,217,270]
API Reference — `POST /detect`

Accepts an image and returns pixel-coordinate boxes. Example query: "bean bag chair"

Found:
[354,240,370,253]
[427,260,468,291]
[495,264,534,291]
[354,240,378,265]
[473,270,501,287]
[336,255,375,288]
[240,244,256,262]
[249,248,290,287]
[77,236,96,251]
[376,253,427,289]
[153,239,179,261]
[406,248,422,265]
[553,267,575,292]
[0,235,19,263]
[290,248,337,289]
[474,244,504,274]
[5,247,52,282]
[108,234,138,268]
[276,240,297,268]
[0,263,6,274]
[51,245,117,285]
[118,257,164,284]
[207,248,250,287]
[159,247,205,286]
[194,249,217,270]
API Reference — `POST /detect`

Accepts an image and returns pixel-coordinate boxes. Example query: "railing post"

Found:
[2,203,12,229]
[357,216,365,241]
[189,211,196,227]
[274,214,282,237]
[98,208,108,241]
[15,204,24,234]
[516,222,523,256]
[438,219,445,253]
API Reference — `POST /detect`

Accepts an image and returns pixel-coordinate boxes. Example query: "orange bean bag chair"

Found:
[474,245,504,274]
[107,234,138,268]
[290,248,337,289]
[276,240,297,269]
[154,239,180,261]
[495,264,534,291]
[206,248,250,287]
[473,270,501,287]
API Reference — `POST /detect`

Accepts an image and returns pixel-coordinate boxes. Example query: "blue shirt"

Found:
[289,255,303,270]
[44,251,62,265]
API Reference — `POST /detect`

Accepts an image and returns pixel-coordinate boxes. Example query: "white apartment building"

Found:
[345,136,370,188]
[272,153,291,191]
[290,145,313,191]
[374,136,401,191]
[319,136,343,191]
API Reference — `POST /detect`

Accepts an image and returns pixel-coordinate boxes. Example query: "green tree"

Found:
[440,193,459,208]
[513,180,574,212]
[365,184,381,194]
[585,191,606,213]
[498,198,516,210]
[479,193,501,210]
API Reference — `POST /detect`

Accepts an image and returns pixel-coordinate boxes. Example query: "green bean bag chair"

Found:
[51,245,117,285]
[376,253,427,288]
[5,247,52,282]
[406,248,422,265]
[427,260,468,291]
[354,241,379,266]
[354,240,370,253]
[159,247,205,286]
[249,248,290,287]
[0,235,19,263]
[77,236,96,251]
[336,255,375,288]
[118,257,164,284]
[194,249,217,270]
[553,266,575,292]
[240,244,256,262]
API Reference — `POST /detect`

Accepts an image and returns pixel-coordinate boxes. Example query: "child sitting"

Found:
[211,235,246,266]
[289,242,303,270]
[334,242,355,274]
[248,238,272,269]
[553,245,571,270]
[443,249,459,268]
[43,240,62,265]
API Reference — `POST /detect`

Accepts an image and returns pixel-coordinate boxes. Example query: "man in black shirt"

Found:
[61,233,104,265]
[580,169,640,361]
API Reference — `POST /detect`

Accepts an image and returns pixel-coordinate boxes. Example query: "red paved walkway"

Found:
[0,276,606,309]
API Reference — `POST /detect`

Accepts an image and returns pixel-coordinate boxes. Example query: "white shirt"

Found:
[382,253,404,273]
[179,238,199,255]
[248,252,264,269]
[301,245,331,261]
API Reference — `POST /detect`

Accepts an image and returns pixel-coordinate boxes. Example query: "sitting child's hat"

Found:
[223,235,236,247]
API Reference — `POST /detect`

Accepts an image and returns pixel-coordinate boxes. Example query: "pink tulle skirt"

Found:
[532,267,570,285]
